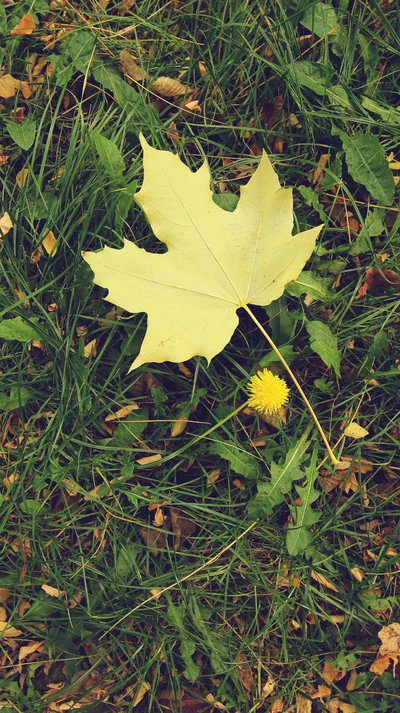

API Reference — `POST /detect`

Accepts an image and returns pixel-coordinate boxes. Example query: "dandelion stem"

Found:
[242,303,339,465]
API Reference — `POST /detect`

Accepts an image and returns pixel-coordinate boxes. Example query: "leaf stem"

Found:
[242,303,339,465]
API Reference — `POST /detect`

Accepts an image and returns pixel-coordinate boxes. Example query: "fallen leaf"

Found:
[153,506,165,527]
[270,699,284,713]
[350,567,364,582]
[11,13,36,36]
[150,76,189,97]
[178,362,193,378]
[184,99,201,112]
[120,50,149,81]
[328,700,356,713]
[344,422,369,439]
[139,526,166,556]
[171,413,188,437]
[18,640,44,665]
[83,135,321,371]
[321,659,346,684]
[0,212,13,237]
[83,339,98,358]
[296,695,311,713]
[0,74,25,99]
[105,402,139,421]
[0,588,10,601]
[0,621,23,637]
[136,453,162,466]
[133,681,150,707]
[312,153,329,186]
[170,506,196,550]
[42,584,65,598]
[357,267,400,299]
[42,229,57,256]
[311,685,331,698]
[370,622,400,674]
[261,674,275,697]
[311,570,338,592]
[346,670,358,691]
[237,652,254,691]
[16,168,30,188]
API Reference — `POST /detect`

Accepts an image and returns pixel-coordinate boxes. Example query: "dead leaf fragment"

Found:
[133,681,150,707]
[0,212,13,237]
[171,413,188,437]
[42,584,65,598]
[0,621,23,637]
[370,622,400,674]
[11,13,36,36]
[311,570,338,592]
[16,168,30,188]
[357,267,400,299]
[105,402,139,421]
[150,76,189,97]
[237,652,254,691]
[344,422,369,439]
[42,229,57,256]
[350,567,364,582]
[170,506,196,550]
[261,674,275,698]
[136,453,162,466]
[270,699,284,713]
[120,50,149,81]
[83,339,98,358]
[19,640,44,665]
[296,695,312,713]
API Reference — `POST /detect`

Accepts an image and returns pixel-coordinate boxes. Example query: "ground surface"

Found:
[0,1,399,712]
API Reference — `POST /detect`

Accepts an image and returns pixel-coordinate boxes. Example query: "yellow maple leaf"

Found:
[83,135,321,371]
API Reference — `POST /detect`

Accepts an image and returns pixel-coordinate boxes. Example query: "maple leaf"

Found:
[83,135,321,370]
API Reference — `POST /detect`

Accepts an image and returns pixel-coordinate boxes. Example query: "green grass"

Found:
[0,1,400,711]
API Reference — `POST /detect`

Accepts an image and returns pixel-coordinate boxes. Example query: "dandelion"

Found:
[247,369,290,416]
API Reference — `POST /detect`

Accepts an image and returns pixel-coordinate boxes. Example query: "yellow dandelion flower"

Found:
[247,369,290,415]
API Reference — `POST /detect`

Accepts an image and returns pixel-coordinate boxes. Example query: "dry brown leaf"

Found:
[150,76,189,97]
[11,13,36,36]
[177,362,193,378]
[0,74,23,99]
[0,621,23,637]
[237,652,254,692]
[296,695,311,713]
[328,700,356,713]
[139,526,166,556]
[311,570,338,592]
[120,50,149,81]
[321,659,346,684]
[206,468,220,488]
[149,587,163,600]
[18,640,44,664]
[270,699,284,713]
[153,506,165,527]
[136,453,162,466]
[83,339,98,358]
[370,622,400,674]
[0,212,13,236]
[344,423,369,439]
[16,168,30,188]
[171,413,188,437]
[170,506,196,550]
[0,605,6,622]
[184,99,201,112]
[198,61,207,76]
[133,681,151,706]
[346,670,358,691]
[357,267,400,299]
[0,588,10,602]
[312,153,329,186]
[42,584,65,598]
[311,685,331,698]
[350,567,364,582]
[42,229,57,256]
[105,402,139,421]
[261,674,275,698]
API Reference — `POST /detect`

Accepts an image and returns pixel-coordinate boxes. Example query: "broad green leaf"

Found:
[115,544,138,577]
[306,320,341,377]
[0,5,7,35]
[286,270,335,302]
[83,135,321,369]
[333,129,395,205]
[116,180,138,225]
[259,345,296,368]
[247,432,310,519]
[361,96,400,125]
[349,209,385,256]
[286,455,320,556]
[212,193,239,212]
[62,30,96,74]
[0,386,33,411]
[93,133,126,181]
[5,116,36,150]
[288,61,351,108]
[0,316,41,342]
[298,185,327,223]
[109,408,148,447]
[265,297,295,345]
[210,439,261,479]
[166,601,200,682]
[300,2,345,56]
[92,65,158,132]
[288,60,332,95]
[20,500,43,516]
